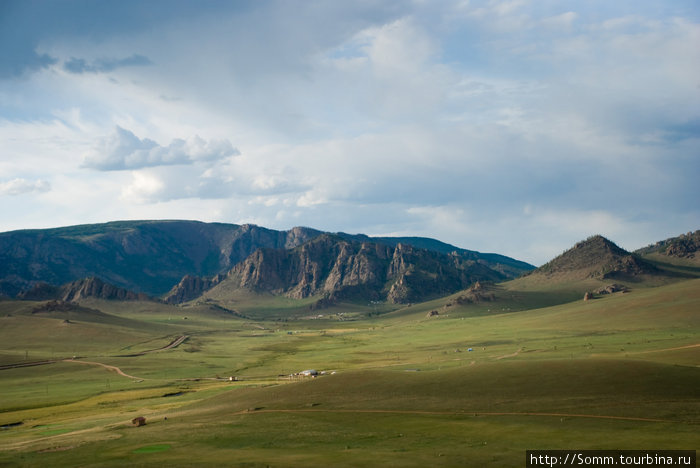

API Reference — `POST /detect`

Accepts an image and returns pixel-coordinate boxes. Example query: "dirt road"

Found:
[62,359,143,380]
[234,408,674,423]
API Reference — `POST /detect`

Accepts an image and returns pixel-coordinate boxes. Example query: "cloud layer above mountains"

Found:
[1,0,698,264]
[82,126,239,171]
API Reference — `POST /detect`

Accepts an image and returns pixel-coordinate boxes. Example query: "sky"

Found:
[1,0,698,266]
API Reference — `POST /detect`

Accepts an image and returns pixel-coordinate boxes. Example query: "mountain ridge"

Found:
[0,220,533,299]
[0,220,322,297]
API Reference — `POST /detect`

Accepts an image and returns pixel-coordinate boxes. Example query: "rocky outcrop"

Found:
[215,235,505,304]
[595,284,629,295]
[163,274,224,304]
[31,300,82,314]
[18,277,150,303]
[227,235,392,300]
[445,282,496,306]
[60,277,150,302]
[584,283,629,301]
[636,230,699,259]
[663,231,699,258]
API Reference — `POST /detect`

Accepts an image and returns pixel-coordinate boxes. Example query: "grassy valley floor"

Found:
[0,279,698,466]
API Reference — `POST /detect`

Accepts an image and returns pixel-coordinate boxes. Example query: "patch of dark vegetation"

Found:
[207,303,249,319]
[97,401,119,407]
[162,391,191,398]
[309,293,337,311]
[0,421,23,429]
[0,360,57,371]
[600,255,659,281]
[468,340,515,347]
[133,444,171,454]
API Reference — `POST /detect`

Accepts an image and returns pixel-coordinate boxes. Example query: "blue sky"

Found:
[1,0,698,265]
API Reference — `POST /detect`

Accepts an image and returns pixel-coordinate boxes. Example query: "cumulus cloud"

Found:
[1,2,698,264]
[120,171,166,204]
[0,178,51,196]
[82,126,240,171]
[63,54,152,74]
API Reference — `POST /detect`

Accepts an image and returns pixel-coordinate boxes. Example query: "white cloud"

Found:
[0,178,51,196]
[120,171,166,204]
[82,126,239,171]
[0,2,697,265]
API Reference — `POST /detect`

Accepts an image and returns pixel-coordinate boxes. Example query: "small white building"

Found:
[300,369,318,377]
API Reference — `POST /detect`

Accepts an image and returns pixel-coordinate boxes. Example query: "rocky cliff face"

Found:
[636,230,699,259]
[226,235,392,299]
[163,274,224,304]
[214,235,505,304]
[18,277,149,302]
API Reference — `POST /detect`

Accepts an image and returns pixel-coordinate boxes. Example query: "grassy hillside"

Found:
[0,278,697,466]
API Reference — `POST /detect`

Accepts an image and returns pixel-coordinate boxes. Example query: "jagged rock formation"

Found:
[59,277,150,302]
[19,277,149,302]
[337,233,535,279]
[636,230,699,259]
[163,274,224,304]
[207,235,507,304]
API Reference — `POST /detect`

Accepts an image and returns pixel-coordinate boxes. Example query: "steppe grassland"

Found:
[0,278,698,466]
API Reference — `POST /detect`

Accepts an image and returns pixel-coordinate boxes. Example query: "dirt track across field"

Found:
[234,408,675,423]
[62,359,143,380]
[117,335,188,356]
[631,343,699,354]
[495,348,523,360]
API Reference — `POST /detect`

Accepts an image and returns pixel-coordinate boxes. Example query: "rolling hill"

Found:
[514,235,667,286]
